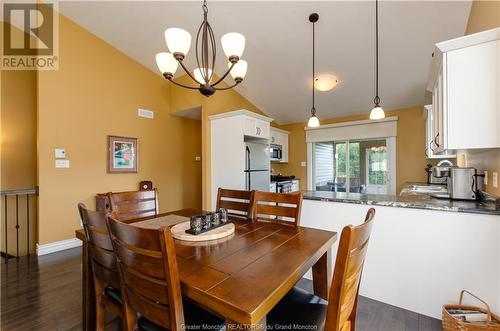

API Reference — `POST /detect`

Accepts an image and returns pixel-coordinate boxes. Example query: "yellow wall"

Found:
[272,107,430,193]
[463,0,500,196]
[169,75,270,209]
[1,24,37,191]
[0,23,39,255]
[36,14,202,245]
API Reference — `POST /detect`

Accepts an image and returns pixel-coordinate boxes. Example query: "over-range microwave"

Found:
[270,144,282,162]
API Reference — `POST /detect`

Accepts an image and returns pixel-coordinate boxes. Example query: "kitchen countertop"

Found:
[301,183,500,215]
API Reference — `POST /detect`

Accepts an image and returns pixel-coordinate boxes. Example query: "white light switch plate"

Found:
[301,161,307,167]
[55,159,70,168]
[55,148,66,158]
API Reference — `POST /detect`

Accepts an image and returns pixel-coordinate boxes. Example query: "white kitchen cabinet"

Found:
[244,118,270,139]
[209,110,273,210]
[427,28,500,152]
[270,127,290,163]
[424,105,455,159]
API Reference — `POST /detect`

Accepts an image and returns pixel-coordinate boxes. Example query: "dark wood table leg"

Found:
[312,248,332,300]
[82,240,95,331]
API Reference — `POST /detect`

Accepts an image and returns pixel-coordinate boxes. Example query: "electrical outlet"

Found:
[493,172,498,188]
[301,161,307,167]
[484,171,488,185]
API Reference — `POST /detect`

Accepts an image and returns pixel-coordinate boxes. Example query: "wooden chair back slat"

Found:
[113,239,165,280]
[251,191,302,227]
[108,189,158,221]
[106,216,185,331]
[78,203,119,289]
[216,188,254,220]
[325,208,376,331]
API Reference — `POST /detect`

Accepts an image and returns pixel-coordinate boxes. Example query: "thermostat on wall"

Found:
[55,148,66,158]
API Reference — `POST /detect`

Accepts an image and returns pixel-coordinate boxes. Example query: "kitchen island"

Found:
[300,188,500,320]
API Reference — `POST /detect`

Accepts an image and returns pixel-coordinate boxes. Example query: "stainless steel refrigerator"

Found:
[245,142,270,191]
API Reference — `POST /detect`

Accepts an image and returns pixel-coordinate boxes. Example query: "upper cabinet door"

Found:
[244,118,270,139]
[427,28,500,152]
[446,40,500,149]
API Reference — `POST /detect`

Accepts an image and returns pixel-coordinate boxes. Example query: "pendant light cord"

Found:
[374,0,380,106]
[312,19,316,115]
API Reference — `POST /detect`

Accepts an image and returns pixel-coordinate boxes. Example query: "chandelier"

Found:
[155,0,247,97]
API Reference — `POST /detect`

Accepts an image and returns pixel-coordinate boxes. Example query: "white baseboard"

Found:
[36,238,82,256]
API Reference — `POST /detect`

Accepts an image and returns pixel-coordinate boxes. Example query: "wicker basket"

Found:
[443,290,500,331]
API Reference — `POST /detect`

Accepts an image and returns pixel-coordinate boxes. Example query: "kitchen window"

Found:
[306,117,397,195]
[312,139,391,194]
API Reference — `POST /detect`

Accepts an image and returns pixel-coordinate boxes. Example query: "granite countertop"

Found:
[302,183,500,216]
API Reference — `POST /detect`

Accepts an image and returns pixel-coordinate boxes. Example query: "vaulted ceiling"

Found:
[59,1,472,124]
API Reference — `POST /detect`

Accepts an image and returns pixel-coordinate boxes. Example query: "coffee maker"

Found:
[448,167,480,200]
[431,167,481,200]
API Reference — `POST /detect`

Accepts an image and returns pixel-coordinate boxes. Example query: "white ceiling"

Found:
[58,1,472,124]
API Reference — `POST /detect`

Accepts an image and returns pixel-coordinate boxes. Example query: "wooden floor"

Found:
[1,247,442,331]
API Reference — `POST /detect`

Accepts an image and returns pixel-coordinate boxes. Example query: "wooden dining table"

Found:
[75,208,337,330]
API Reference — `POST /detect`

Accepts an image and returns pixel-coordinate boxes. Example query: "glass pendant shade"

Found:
[155,52,178,75]
[369,106,385,120]
[194,68,212,84]
[165,28,192,55]
[308,114,320,128]
[221,32,246,58]
[228,60,248,80]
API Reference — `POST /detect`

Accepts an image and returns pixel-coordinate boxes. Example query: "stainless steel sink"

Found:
[401,184,448,195]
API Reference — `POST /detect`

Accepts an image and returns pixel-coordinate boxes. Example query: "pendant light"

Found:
[369,0,385,120]
[307,13,320,128]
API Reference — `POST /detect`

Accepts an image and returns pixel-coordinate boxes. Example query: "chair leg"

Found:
[341,321,351,331]
[121,299,137,331]
[93,276,106,331]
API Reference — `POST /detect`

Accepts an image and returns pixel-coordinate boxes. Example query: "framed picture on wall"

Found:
[107,136,138,173]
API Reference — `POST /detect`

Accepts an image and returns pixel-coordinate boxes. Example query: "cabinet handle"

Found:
[434,133,440,148]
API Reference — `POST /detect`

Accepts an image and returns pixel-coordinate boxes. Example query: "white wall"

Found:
[301,199,500,319]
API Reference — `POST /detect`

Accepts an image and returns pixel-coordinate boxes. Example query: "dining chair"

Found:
[77,203,123,331]
[108,189,158,222]
[267,208,376,331]
[106,215,225,331]
[216,188,254,221]
[251,191,303,227]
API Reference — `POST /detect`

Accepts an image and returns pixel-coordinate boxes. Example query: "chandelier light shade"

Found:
[155,0,247,97]
[369,0,386,120]
[165,28,192,56]
[228,60,248,80]
[307,13,320,128]
[221,32,246,59]
[194,68,213,84]
[155,52,179,76]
